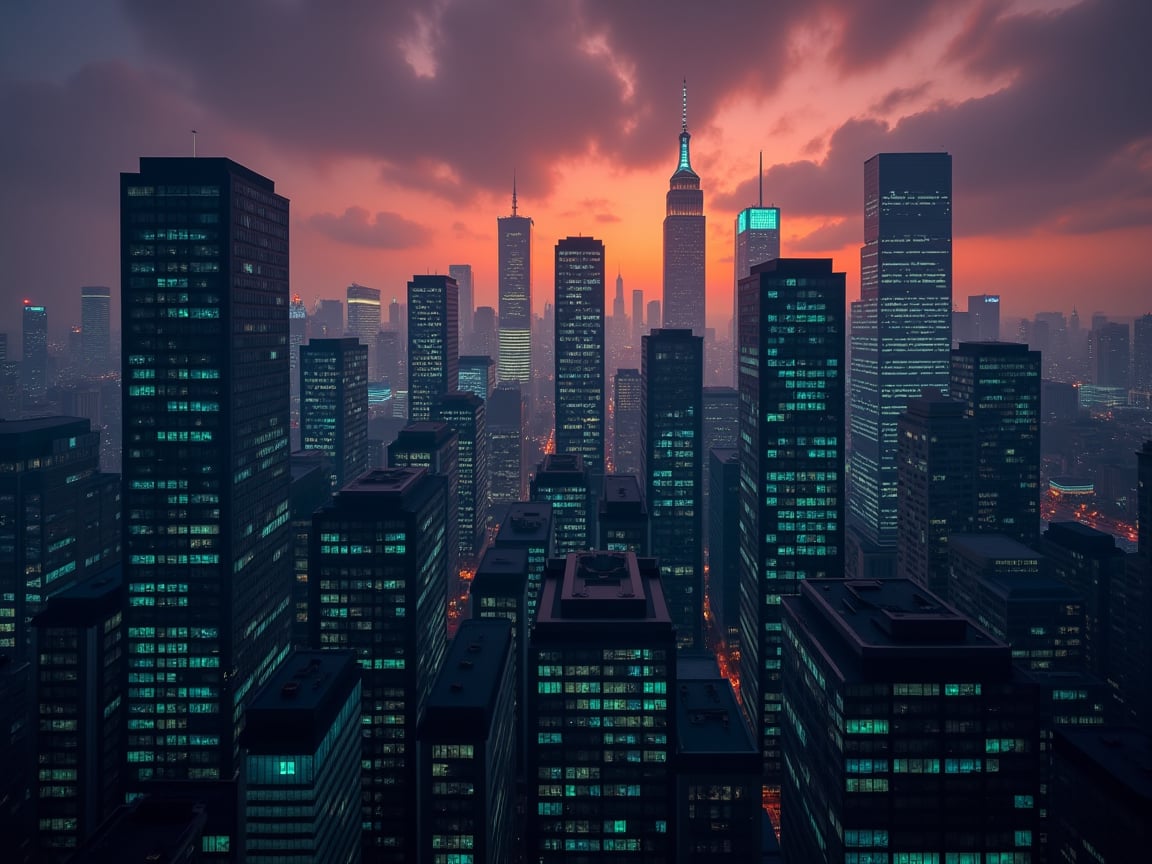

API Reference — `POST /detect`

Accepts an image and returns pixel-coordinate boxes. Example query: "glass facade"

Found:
[434,392,489,560]
[407,275,459,423]
[612,370,641,476]
[300,338,368,490]
[21,302,48,402]
[80,286,112,372]
[733,207,781,382]
[736,258,845,781]
[487,383,523,516]
[530,455,589,555]
[498,211,532,384]
[850,152,952,549]
[642,329,703,649]
[121,157,293,785]
[310,468,448,859]
[555,237,606,480]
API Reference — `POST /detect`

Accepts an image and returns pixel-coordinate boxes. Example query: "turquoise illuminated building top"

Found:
[673,79,698,178]
[738,207,780,232]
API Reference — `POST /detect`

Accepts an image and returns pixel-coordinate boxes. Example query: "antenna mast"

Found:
[191,129,198,158]
[758,151,763,207]
[512,171,518,216]
[681,79,688,133]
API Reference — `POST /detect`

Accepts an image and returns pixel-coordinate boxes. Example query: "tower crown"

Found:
[672,79,698,181]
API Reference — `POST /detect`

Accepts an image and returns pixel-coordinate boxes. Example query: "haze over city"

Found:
[2,0,1150,335]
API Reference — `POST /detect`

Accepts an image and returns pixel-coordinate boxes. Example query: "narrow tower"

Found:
[662,80,706,337]
[498,178,532,384]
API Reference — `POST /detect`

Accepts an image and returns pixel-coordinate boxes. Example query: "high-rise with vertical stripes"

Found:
[498,182,532,384]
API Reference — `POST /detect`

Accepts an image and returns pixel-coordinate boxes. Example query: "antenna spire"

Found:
[512,171,518,216]
[681,78,688,133]
[758,151,763,207]
[191,129,198,158]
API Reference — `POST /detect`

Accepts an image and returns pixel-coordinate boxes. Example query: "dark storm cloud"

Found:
[716,0,1152,239]
[869,83,933,116]
[309,206,430,250]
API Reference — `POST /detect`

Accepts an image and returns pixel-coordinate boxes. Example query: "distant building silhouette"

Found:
[80,286,111,372]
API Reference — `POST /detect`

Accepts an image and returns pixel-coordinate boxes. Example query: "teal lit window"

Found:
[278,760,296,776]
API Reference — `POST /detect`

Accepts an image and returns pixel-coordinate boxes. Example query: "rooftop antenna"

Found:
[758,151,763,207]
[191,129,198,158]
[681,78,688,133]
[512,171,518,216]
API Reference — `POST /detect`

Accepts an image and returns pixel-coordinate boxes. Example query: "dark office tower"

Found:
[313,298,344,337]
[388,421,460,588]
[498,183,532,384]
[310,468,448,859]
[613,368,642,475]
[494,502,554,622]
[347,282,380,370]
[1052,728,1152,863]
[951,341,1042,543]
[599,474,649,553]
[375,327,401,389]
[1134,314,1152,391]
[949,533,1085,672]
[555,236,606,479]
[632,289,644,345]
[0,655,33,861]
[675,660,762,863]
[21,300,48,401]
[527,552,677,863]
[449,264,474,350]
[702,385,738,549]
[1141,440,1152,560]
[530,453,590,554]
[736,258,845,780]
[300,338,369,489]
[435,391,489,560]
[709,447,740,646]
[459,354,496,402]
[612,270,626,339]
[241,651,361,864]
[289,451,331,647]
[968,293,1001,341]
[663,82,706,337]
[1092,321,1130,387]
[849,152,952,561]
[472,305,498,368]
[419,619,515,864]
[288,294,307,405]
[1039,522,1127,684]
[31,567,124,861]
[80,286,111,372]
[469,548,530,772]
[646,300,661,338]
[895,388,975,597]
[0,417,121,660]
[781,579,1041,864]
[487,382,524,517]
[120,157,292,785]
[407,274,459,423]
[643,328,704,648]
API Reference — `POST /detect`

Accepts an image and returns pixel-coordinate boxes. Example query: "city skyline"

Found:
[2,0,1149,338]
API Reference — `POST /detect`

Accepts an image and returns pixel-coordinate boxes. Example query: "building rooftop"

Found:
[537,453,585,476]
[71,797,208,864]
[242,650,360,753]
[1044,521,1122,555]
[338,466,429,499]
[133,155,276,190]
[784,579,1011,680]
[421,618,513,739]
[950,533,1043,563]
[676,659,757,759]
[535,552,674,630]
[471,546,530,596]
[600,475,646,514]
[1055,727,1152,808]
[31,566,122,628]
[393,421,455,442]
[0,416,92,454]
[710,446,739,464]
[497,502,553,546]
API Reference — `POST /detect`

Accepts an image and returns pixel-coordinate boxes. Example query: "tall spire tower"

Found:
[498,176,532,384]
[733,151,781,384]
[662,79,706,337]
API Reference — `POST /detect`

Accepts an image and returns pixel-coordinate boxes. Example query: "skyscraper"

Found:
[612,368,642,475]
[849,152,952,565]
[288,294,307,413]
[121,156,292,784]
[458,354,496,402]
[643,328,704,648]
[347,283,381,376]
[968,293,1001,341]
[435,391,489,561]
[733,155,781,382]
[21,300,47,401]
[896,388,975,597]
[300,338,369,490]
[1134,313,1152,391]
[554,236,605,479]
[631,288,644,346]
[312,297,343,338]
[737,258,845,781]
[407,274,459,422]
[487,382,524,516]
[951,341,1042,544]
[598,474,648,554]
[702,385,738,548]
[1092,321,1130,388]
[449,263,474,351]
[663,81,705,337]
[527,552,677,862]
[498,183,532,383]
[310,467,448,859]
[530,453,590,555]
[80,286,112,372]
